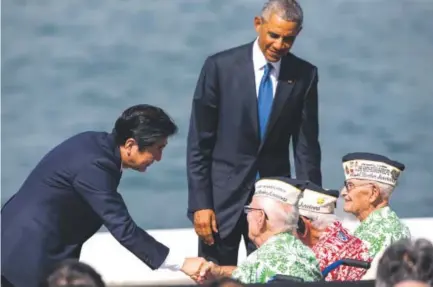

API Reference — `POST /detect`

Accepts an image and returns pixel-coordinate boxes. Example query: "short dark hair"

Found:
[261,0,303,26]
[376,238,433,287]
[46,259,105,287]
[112,104,178,150]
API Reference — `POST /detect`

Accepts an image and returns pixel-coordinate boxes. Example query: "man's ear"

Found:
[259,211,267,230]
[254,16,262,34]
[124,138,136,150]
[369,183,381,204]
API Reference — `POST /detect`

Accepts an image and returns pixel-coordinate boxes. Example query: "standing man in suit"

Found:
[1,104,205,287]
[187,0,322,266]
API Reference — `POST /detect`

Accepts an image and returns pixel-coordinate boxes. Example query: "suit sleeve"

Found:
[186,56,219,213]
[292,67,322,185]
[73,159,169,270]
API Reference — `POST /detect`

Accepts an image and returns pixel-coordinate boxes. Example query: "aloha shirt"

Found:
[354,206,411,258]
[312,221,372,281]
[231,232,322,283]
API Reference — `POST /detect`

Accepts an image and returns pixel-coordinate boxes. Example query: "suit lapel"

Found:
[237,42,260,143]
[259,54,297,151]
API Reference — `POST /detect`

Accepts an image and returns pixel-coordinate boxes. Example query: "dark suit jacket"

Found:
[187,41,322,238]
[1,132,169,287]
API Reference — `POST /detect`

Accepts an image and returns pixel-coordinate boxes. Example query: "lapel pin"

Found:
[287,80,294,84]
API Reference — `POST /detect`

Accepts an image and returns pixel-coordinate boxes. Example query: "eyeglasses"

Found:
[343,180,374,191]
[244,205,268,219]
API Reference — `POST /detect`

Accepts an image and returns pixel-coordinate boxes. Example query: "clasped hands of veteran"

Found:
[187,260,226,283]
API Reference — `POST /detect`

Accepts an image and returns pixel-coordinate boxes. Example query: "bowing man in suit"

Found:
[187,0,322,266]
[1,104,205,287]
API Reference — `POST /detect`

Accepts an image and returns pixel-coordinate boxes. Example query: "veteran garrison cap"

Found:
[342,152,405,186]
[254,177,305,205]
[305,181,339,198]
[298,181,339,219]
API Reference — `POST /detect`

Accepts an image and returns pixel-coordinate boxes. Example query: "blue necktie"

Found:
[258,63,273,140]
[256,63,273,180]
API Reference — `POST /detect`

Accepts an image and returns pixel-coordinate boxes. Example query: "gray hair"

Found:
[310,214,338,231]
[261,0,303,26]
[256,197,299,233]
[375,182,394,200]
[376,238,433,287]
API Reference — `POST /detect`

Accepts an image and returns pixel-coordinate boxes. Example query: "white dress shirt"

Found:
[252,38,281,98]
[159,249,186,271]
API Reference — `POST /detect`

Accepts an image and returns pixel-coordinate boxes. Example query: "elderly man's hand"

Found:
[193,261,220,284]
[193,209,218,245]
[180,257,207,277]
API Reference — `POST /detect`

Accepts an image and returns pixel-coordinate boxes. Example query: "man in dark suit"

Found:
[187,0,322,266]
[1,104,205,287]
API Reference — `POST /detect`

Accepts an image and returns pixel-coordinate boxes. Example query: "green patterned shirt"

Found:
[354,206,411,258]
[231,232,322,283]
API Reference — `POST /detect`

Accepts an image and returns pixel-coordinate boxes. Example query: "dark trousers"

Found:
[198,214,256,266]
[1,276,14,287]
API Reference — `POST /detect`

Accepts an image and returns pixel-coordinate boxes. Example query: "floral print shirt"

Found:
[232,232,322,283]
[354,206,411,258]
[312,221,372,281]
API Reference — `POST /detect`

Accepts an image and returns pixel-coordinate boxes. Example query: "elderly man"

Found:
[195,177,322,284]
[297,181,372,281]
[341,152,411,260]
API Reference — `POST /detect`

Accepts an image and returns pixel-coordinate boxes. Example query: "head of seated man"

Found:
[376,238,433,287]
[296,181,372,281]
[46,259,105,287]
[340,152,411,258]
[196,177,322,284]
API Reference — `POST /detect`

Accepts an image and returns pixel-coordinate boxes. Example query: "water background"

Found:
[2,0,433,230]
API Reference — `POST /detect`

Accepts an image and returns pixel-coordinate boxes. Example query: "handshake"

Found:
[180,210,233,283]
[181,257,225,284]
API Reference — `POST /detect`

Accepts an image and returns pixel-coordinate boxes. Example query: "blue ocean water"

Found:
[2,0,433,230]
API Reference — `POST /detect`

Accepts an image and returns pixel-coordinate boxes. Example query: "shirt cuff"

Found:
[159,249,185,271]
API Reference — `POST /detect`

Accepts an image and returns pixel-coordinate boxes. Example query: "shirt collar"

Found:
[361,206,391,225]
[262,231,295,247]
[252,37,281,76]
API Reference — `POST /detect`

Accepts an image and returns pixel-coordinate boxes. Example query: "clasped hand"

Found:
[185,209,220,283]
[182,258,220,284]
